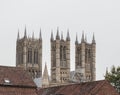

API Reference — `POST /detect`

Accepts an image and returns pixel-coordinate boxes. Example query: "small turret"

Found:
[56,27,60,40]
[75,33,78,44]
[66,29,70,41]
[81,31,85,43]
[92,33,96,44]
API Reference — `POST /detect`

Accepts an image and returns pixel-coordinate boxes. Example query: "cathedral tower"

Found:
[51,28,70,86]
[75,32,96,82]
[16,28,42,79]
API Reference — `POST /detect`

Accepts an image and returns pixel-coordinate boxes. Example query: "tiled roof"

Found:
[38,80,118,95]
[0,86,37,95]
[0,66,36,87]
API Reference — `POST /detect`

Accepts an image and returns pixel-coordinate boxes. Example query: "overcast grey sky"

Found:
[0,0,120,80]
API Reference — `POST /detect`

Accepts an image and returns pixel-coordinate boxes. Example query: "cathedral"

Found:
[16,28,96,88]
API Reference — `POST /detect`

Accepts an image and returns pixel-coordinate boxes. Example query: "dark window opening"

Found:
[28,48,32,63]
[34,50,38,64]
[18,53,23,64]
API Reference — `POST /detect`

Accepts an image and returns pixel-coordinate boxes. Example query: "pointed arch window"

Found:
[63,46,66,60]
[34,49,38,64]
[88,49,91,58]
[18,52,23,64]
[85,48,88,63]
[60,46,63,60]
[53,46,56,67]
[28,48,32,63]
[60,45,63,67]
[77,48,81,66]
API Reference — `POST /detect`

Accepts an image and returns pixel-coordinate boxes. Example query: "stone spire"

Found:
[42,62,49,88]
[32,32,34,39]
[85,34,87,43]
[43,63,49,78]
[17,29,20,40]
[61,32,64,40]
[39,28,42,41]
[56,27,60,40]
[92,33,95,44]
[24,26,27,39]
[75,33,78,44]
[66,29,70,41]
[81,31,85,43]
[51,30,54,41]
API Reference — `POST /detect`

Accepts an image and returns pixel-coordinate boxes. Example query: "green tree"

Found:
[105,66,120,93]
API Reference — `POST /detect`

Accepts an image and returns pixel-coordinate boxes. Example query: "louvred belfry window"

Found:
[18,52,23,64]
[28,48,32,63]
[34,49,38,64]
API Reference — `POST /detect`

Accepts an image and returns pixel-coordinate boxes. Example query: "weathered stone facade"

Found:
[73,32,96,82]
[50,29,70,86]
[16,28,42,79]
[16,28,96,87]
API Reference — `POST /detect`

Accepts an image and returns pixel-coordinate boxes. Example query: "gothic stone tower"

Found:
[16,28,42,79]
[50,29,70,86]
[75,32,96,82]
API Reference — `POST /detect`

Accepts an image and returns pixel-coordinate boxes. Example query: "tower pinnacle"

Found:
[85,34,87,43]
[17,29,20,40]
[61,32,64,40]
[66,29,70,41]
[32,32,34,39]
[51,30,54,41]
[24,26,27,39]
[92,33,96,44]
[56,27,60,40]
[75,33,78,44]
[39,28,42,41]
[81,31,85,43]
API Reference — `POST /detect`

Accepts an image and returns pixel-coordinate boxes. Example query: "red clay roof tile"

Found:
[38,80,119,95]
[0,66,36,87]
